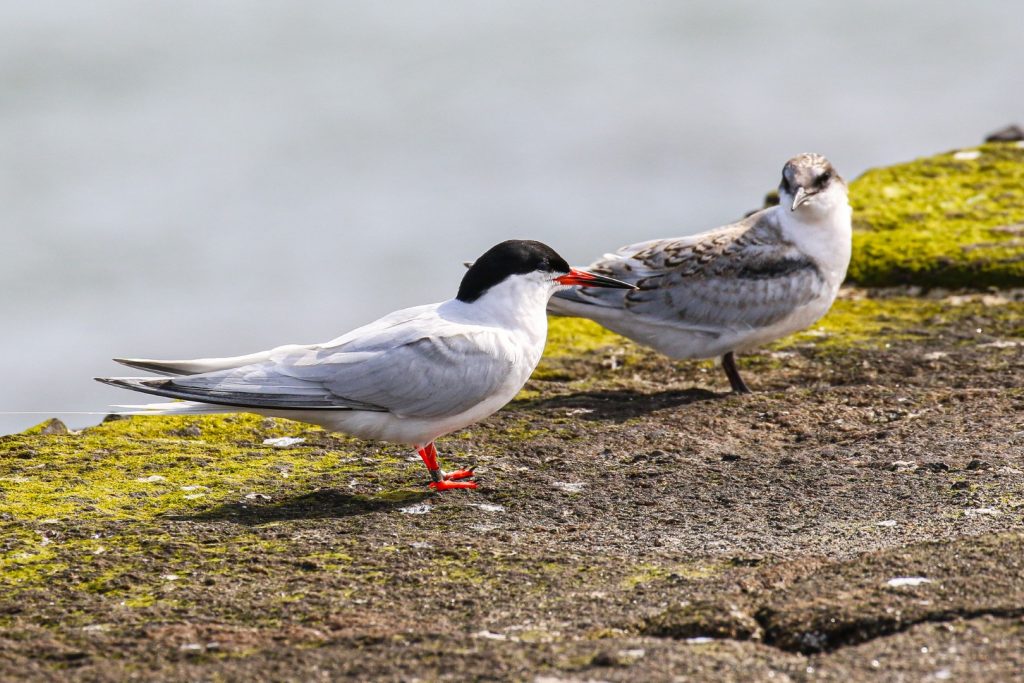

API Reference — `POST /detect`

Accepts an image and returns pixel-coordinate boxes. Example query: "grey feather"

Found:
[114,358,201,376]
[549,209,827,332]
[100,306,516,419]
[95,377,388,411]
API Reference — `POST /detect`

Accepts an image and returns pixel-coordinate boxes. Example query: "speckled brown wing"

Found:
[551,211,828,333]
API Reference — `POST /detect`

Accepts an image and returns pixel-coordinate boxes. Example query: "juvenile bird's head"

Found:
[778,153,847,219]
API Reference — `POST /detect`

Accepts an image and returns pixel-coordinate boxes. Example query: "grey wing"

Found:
[548,225,743,313]
[623,243,828,332]
[303,333,515,418]
[551,212,829,331]
[108,332,514,419]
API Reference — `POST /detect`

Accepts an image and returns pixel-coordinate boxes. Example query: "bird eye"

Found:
[818,170,832,186]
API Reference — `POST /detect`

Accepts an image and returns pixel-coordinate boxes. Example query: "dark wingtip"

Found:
[113,358,181,376]
[95,376,165,390]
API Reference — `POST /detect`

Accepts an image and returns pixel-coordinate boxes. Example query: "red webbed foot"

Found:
[418,443,479,491]
[429,479,479,491]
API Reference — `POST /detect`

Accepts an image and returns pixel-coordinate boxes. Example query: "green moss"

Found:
[849,142,1024,288]
[0,527,66,587]
[779,293,942,349]
[780,290,1024,351]
[0,411,442,593]
[0,414,409,523]
[433,555,488,585]
[527,317,634,384]
[495,417,552,441]
[543,317,626,358]
[122,594,157,608]
[621,560,726,590]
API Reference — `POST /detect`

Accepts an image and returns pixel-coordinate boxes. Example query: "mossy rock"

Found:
[848,142,1024,288]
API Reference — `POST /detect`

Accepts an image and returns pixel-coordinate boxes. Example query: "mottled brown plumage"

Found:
[549,154,852,392]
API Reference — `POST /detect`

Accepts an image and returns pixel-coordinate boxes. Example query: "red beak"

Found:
[554,268,636,289]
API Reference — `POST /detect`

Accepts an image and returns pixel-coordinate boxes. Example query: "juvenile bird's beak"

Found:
[555,268,636,289]
[791,187,810,211]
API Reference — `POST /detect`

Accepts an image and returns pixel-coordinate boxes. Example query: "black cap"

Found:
[457,240,571,303]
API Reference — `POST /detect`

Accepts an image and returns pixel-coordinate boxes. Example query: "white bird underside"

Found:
[548,204,851,359]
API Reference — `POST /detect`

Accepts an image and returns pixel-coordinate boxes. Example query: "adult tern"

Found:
[98,240,634,490]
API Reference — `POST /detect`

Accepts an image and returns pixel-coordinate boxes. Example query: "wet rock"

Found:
[985,124,1024,142]
[52,651,89,663]
[916,462,950,473]
[642,600,760,641]
[966,459,991,471]
[36,418,68,436]
[589,650,630,667]
[758,533,1024,653]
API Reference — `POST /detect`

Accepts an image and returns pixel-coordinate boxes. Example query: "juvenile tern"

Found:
[548,154,852,393]
[97,240,633,490]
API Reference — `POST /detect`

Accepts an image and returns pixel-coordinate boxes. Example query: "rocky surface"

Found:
[2,145,1024,681]
[848,142,1024,288]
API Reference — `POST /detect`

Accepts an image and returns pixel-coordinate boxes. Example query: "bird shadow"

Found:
[527,387,723,422]
[167,488,429,525]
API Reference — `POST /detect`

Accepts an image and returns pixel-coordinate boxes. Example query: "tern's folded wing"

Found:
[104,330,514,419]
[620,244,828,331]
[550,212,830,332]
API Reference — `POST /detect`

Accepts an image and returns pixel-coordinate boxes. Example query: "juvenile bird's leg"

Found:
[417,442,477,491]
[721,351,752,394]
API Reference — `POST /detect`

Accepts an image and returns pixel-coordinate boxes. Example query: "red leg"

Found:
[417,442,441,476]
[417,443,478,490]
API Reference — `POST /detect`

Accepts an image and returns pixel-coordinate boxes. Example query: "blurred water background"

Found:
[2,1,1022,434]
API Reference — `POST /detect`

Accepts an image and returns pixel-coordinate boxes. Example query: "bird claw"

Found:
[429,479,479,491]
[444,468,475,481]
